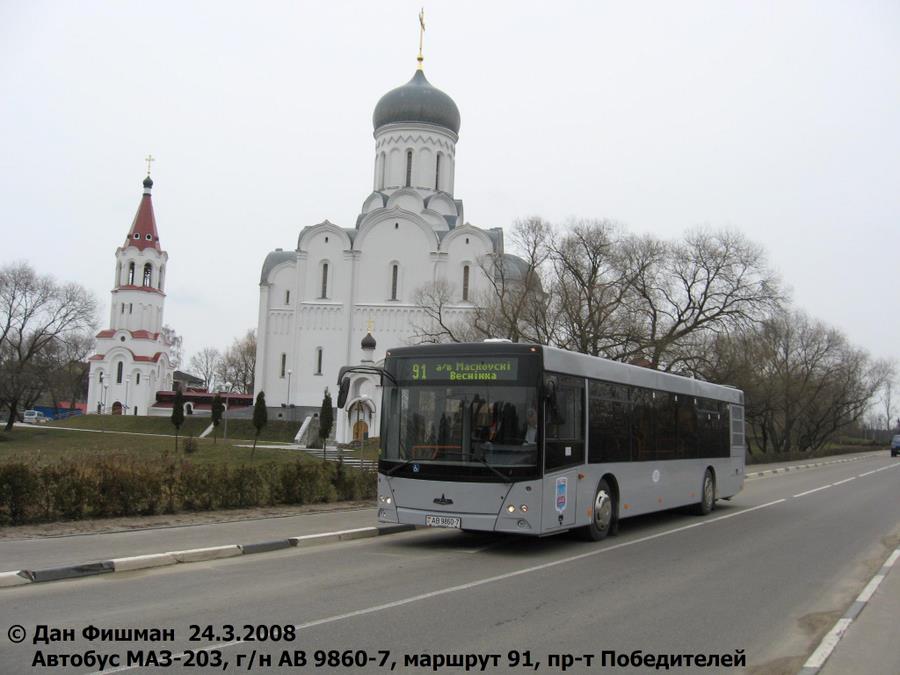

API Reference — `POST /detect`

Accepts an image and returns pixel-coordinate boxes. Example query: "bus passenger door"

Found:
[541,376,586,531]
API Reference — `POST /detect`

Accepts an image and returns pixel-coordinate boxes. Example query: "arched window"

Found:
[390,264,399,300]
[462,264,470,301]
[315,347,324,375]
[135,373,141,385]
[116,362,123,384]
[280,353,287,378]
[405,150,413,187]
[320,262,329,298]
[379,151,386,190]
[142,263,152,287]
[127,262,135,285]
[435,153,441,191]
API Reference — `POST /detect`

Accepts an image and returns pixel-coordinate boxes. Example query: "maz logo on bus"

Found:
[433,494,454,505]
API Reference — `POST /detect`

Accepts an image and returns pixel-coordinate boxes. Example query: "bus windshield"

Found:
[382,384,540,478]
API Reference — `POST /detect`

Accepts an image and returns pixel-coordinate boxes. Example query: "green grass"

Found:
[50,414,302,442]
[0,425,312,467]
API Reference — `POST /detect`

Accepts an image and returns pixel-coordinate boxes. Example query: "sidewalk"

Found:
[0,506,381,574]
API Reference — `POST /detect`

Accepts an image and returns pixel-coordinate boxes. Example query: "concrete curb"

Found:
[746,454,869,479]
[799,546,900,674]
[0,525,416,589]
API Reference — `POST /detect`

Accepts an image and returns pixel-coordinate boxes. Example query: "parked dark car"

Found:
[891,435,900,457]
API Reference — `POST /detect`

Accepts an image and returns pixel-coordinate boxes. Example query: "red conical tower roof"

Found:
[124,175,161,251]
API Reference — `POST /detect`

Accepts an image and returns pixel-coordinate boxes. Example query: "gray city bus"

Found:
[340,342,745,540]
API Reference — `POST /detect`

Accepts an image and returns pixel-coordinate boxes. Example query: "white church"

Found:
[255,55,526,443]
[87,174,176,416]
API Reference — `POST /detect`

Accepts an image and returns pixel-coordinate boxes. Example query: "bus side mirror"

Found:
[337,376,350,409]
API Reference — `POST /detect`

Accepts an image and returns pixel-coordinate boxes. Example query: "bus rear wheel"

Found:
[693,469,715,515]
[580,479,616,541]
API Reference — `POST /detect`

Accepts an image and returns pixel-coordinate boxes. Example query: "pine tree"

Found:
[252,391,267,458]
[319,389,333,460]
[171,388,185,451]
[211,393,224,444]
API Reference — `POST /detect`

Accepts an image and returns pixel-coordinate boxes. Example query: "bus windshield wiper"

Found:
[469,443,512,483]
[385,441,415,475]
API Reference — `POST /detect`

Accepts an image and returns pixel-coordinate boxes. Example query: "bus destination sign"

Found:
[401,357,519,382]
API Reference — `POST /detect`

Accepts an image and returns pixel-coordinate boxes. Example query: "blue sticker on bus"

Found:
[412,464,420,473]
[555,477,567,513]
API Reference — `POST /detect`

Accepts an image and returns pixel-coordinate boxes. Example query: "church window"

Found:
[136,373,141,385]
[390,264,399,300]
[405,150,412,187]
[395,222,399,229]
[462,265,470,301]
[133,233,140,239]
[121,303,125,314]
[128,262,135,285]
[285,290,290,305]
[315,348,323,375]
[325,236,329,243]
[320,263,329,298]
[435,153,441,190]
[129,303,133,314]
[143,263,152,287]
[116,362,123,384]
[280,353,287,378]
[379,151,386,189]
[146,234,152,241]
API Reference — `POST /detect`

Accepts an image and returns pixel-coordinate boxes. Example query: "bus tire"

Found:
[580,479,616,541]
[694,469,715,515]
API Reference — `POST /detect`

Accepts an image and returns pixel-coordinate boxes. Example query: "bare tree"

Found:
[0,263,97,430]
[188,347,221,390]
[549,219,637,357]
[214,330,256,394]
[410,278,477,344]
[622,228,783,371]
[702,310,890,454]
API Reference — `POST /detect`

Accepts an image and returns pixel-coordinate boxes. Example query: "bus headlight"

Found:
[506,505,516,513]
[379,495,392,505]
[520,505,528,512]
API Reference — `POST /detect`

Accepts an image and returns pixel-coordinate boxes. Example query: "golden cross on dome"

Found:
[367,319,375,333]
[145,154,155,176]
[417,8,425,70]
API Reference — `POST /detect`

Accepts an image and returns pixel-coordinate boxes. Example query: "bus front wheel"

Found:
[580,479,616,541]
[693,469,715,515]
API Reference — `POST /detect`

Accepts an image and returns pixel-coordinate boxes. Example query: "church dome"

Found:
[373,70,460,135]
[361,332,377,350]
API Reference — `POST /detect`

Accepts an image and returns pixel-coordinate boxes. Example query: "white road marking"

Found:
[831,477,855,486]
[90,499,788,674]
[885,550,900,568]
[793,485,832,498]
[855,574,885,603]
[803,618,853,669]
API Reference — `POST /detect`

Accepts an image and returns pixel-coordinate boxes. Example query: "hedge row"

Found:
[0,457,375,526]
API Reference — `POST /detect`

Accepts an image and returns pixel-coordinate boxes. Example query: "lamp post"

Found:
[223,382,233,441]
[102,384,109,414]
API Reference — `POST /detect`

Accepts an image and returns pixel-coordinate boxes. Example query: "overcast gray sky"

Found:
[2,1,898,367]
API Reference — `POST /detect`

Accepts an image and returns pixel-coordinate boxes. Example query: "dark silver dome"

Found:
[373,70,460,135]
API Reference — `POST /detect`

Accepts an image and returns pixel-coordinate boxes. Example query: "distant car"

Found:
[23,410,48,424]
[892,435,900,458]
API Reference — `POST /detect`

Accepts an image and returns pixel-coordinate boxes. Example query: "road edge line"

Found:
[799,544,900,673]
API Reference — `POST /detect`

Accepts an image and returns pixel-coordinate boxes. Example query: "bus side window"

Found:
[588,381,630,463]
[545,376,585,470]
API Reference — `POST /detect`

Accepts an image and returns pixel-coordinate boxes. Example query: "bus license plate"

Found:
[426,515,461,529]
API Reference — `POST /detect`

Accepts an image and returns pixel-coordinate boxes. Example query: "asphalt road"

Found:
[1,455,898,675]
